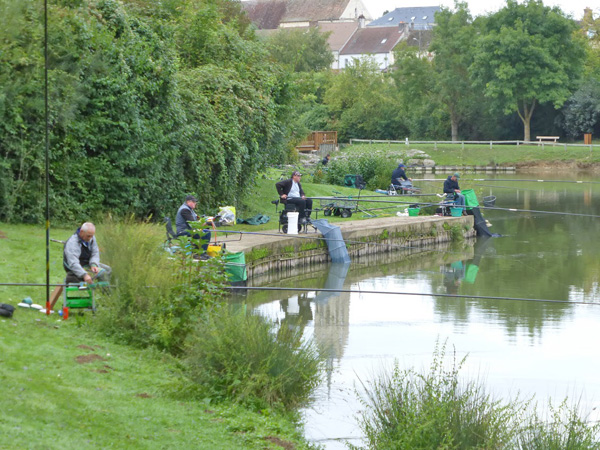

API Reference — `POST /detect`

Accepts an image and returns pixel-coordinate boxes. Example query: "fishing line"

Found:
[413,178,600,185]
[310,197,600,218]
[226,286,600,307]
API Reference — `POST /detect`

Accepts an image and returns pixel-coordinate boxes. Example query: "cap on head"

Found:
[185,195,198,202]
[398,163,406,168]
[292,170,302,177]
[453,172,460,179]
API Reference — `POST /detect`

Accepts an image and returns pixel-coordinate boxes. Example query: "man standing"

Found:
[443,172,466,212]
[276,170,313,223]
[175,195,211,250]
[63,222,111,284]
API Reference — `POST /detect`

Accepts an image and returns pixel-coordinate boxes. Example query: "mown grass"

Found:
[0,223,319,449]
[344,142,600,166]
[0,316,312,449]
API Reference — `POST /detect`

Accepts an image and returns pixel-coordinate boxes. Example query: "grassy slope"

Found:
[0,224,313,450]
[344,142,600,166]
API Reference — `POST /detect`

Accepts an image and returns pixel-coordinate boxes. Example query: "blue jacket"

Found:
[443,176,460,194]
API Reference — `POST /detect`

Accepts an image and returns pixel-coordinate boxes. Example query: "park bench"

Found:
[536,136,559,145]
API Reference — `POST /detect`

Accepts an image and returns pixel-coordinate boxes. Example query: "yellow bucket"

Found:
[207,245,222,257]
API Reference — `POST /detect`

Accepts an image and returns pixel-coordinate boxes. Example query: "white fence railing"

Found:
[348,138,599,152]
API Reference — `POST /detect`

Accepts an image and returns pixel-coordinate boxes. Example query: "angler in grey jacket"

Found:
[63,222,111,284]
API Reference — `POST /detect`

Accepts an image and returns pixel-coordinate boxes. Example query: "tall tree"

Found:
[430,2,477,141]
[264,27,334,73]
[470,0,585,141]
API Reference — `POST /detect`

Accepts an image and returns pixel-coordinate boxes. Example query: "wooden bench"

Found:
[536,136,559,145]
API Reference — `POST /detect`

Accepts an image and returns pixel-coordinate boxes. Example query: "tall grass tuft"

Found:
[353,341,521,449]
[353,341,600,449]
[517,399,600,450]
[95,217,228,354]
[185,307,323,411]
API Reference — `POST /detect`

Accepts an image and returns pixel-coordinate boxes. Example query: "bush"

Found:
[185,307,323,411]
[354,341,520,449]
[353,341,600,450]
[94,218,228,354]
[325,154,397,190]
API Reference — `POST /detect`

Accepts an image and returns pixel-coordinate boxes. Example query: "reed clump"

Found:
[185,307,323,411]
[354,341,600,449]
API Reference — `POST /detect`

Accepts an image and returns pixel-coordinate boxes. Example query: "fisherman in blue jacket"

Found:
[175,195,212,250]
[443,172,466,213]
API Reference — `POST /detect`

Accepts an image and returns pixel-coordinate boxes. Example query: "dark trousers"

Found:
[286,198,313,218]
[177,230,212,250]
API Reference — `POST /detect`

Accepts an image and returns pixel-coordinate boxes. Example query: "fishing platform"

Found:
[223,215,475,279]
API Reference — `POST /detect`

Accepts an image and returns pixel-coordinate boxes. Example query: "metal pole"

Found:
[44,0,50,315]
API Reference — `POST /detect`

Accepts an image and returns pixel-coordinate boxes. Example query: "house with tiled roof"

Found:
[242,0,372,29]
[368,6,440,30]
[338,22,407,70]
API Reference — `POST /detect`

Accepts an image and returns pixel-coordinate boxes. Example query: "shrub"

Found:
[185,307,323,411]
[353,341,519,449]
[94,218,228,354]
[325,154,397,190]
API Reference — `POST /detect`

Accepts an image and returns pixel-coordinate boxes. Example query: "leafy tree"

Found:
[264,27,334,73]
[324,58,402,140]
[470,0,585,141]
[430,2,478,141]
[562,79,600,138]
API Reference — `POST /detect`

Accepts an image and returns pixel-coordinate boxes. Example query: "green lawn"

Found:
[344,142,600,166]
[0,224,316,450]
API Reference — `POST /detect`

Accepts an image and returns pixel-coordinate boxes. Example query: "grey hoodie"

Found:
[63,229,100,278]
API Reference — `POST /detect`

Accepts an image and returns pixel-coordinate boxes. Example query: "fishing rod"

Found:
[312,197,600,218]
[227,286,600,307]
[472,183,539,191]
[468,179,600,184]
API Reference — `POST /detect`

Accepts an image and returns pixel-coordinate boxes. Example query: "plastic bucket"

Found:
[287,212,299,234]
[450,207,463,217]
[207,244,222,257]
[407,207,419,217]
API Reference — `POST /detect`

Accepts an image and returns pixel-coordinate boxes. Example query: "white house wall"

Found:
[339,52,394,70]
[341,0,373,20]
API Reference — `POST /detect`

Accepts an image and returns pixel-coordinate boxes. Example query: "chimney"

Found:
[358,14,365,29]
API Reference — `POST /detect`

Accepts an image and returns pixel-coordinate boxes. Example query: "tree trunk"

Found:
[517,99,536,142]
[450,111,459,142]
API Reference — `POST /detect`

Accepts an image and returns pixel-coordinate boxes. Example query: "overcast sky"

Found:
[364,1,597,21]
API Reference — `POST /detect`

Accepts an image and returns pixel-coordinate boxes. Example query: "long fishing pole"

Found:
[44,0,51,316]
[310,197,600,218]
[226,286,600,307]
[468,179,600,184]
[4,283,597,307]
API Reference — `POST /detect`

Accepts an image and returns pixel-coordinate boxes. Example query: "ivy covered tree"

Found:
[470,0,585,141]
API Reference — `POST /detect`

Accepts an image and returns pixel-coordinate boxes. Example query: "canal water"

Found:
[243,172,600,449]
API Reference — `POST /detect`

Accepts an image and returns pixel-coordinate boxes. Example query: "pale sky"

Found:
[364,0,597,21]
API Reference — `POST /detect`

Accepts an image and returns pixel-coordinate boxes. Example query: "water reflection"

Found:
[239,173,600,448]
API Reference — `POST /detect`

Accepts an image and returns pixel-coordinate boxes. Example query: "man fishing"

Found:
[391,163,412,187]
[443,172,466,214]
[63,222,111,284]
[276,170,313,224]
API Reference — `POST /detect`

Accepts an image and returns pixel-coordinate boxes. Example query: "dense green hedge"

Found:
[0,0,292,223]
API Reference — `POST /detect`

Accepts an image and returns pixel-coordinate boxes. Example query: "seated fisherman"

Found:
[443,172,466,213]
[391,163,412,187]
[275,170,313,224]
[176,195,212,250]
[322,154,331,166]
[63,222,112,285]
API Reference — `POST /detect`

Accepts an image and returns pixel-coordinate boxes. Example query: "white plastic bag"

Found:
[217,206,236,226]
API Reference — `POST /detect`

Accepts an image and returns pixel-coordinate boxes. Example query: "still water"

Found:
[244,172,600,449]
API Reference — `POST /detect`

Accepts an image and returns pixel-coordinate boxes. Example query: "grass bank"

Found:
[343,142,600,167]
[0,223,318,449]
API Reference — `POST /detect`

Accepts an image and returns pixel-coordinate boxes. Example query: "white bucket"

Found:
[286,211,299,234]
